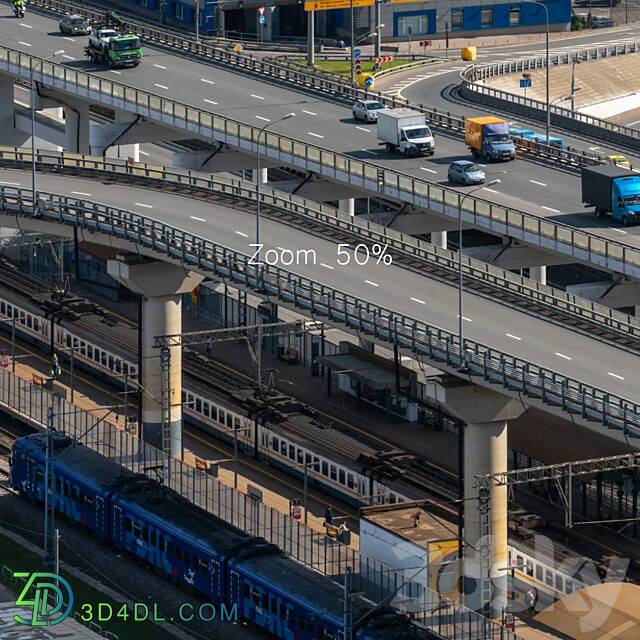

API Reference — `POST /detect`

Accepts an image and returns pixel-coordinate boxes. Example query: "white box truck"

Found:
[377,109,435,157]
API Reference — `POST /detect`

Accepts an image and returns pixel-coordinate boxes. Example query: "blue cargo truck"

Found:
[465,116,516,162]
[582,165,640,226]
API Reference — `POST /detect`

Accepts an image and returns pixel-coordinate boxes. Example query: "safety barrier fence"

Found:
[4,45,640,282]
[0,564,119,638]
[460,41,640,149]
[2,146,639,352]
[1,185,639,438]
[0,370,519,640]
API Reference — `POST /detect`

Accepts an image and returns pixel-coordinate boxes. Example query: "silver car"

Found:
[448,160,485,185]
[59,14,92,35]
[352,100,386,122]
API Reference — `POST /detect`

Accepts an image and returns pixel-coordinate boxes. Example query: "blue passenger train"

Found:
[10,433,443,640]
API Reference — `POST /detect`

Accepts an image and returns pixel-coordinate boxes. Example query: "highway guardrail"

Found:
[1,185,639,440]
[2,146,639,353]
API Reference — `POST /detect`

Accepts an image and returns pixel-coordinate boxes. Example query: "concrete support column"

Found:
[64,102,90,154]
[107,258,204,458]
[255,167,268,185]
[0,75,15,136]
[431,231,447,249]
[529,265,546,285]
[339,198,355,216]
[110,109,140,163]
[441,380,525,617]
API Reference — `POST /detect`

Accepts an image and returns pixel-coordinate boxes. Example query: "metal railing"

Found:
[460,41,640,149]
[4,45,640,282]
[0,371,519,640]
[1,186,640,439]
[2,146,639,351]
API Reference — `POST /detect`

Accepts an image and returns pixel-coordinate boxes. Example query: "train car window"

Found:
[101,352,107,366]
[159,535,165,551]
[545,570,553,586]
[389,493,397,503]
[26,315,32,328]
[252,590,259,605]
[64,483,69,498]
[313,456,319,467]
[80,341,86,355]
[322,461,328,476]
[167,540,173,555]
[33,318,39,332]
[555,575,563,591]
[200,560,208,573]
[71,487,77,502]
[219,409,225,424]
[203,403,210,418]
[150,531,156,546]
[122,362,129,375]
[79,492,86,506]
[298,614,304,628]
[566,580,573,594]
[280,604,286,620]
[316,625,325,639]
[192,554,199,569]
[297,450,303,464]
[226,414,233,429]
[517,555,523,569]
[536,565,542,581]
[307,618,315,634]
[175,545,182,561]
[234,417,240,429]
[244,584,250,599]
[0,302,4,314]
[108,355,115,370]
[281,441,287,455]
[261,593,268,609]
[115,361,121,375]
[272,437,279,450]
[66,334,71,347]
[270,597,276,614]
[196,399,202,413]
[126,518,132,533]
[330,465,337,481]
[211,406,218,421]
[133,522,140,537]
[339,470,345,485]
[526,560,533,577]
[182,391,187,403]
[184,550,191,566]
[142,526,148,542]
[289,446,295,461]
[87,346,93,359]
[55,478,61,493]
[305,453,312,464]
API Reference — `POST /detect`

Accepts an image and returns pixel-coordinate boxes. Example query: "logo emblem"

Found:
[13,572,73,626]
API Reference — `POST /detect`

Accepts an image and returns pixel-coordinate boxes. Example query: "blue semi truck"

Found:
[581,165,640,226]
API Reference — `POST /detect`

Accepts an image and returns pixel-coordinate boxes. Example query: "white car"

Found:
[352,100,386,122]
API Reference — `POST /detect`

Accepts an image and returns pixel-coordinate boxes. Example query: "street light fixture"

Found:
[523,1,549,143]
[31,50,64,214]
[570,58,581,111]
[255,112,296,284]
[458,179,501,369]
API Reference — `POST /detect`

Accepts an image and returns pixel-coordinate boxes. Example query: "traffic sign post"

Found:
[355,58,361,75]
[290,499,302,520]
[364,75,374,88]
[353,48,361,58]
[520,76,532,98]
[0,350,7,369]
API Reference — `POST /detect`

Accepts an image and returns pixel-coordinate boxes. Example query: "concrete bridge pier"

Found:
[63,98,91,154]
[431,231,447,249]
[529,265,546,285]
[439,378,525,617]
[107,256,204,458]
[339,198,355,216]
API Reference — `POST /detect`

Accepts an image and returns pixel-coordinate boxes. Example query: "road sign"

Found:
[259,15,265,23]
[353,48,361,57]
[234,44,243,52]
[0,352,7,368]
[364,75,374,87]
[292,505,302,519]
[504,613,514,629]
[355,59,361,75]
[127,419,137,435]
[520,78,532,88]
[419,40,431,47]
[305,0,373,9]
[373,56,393,63]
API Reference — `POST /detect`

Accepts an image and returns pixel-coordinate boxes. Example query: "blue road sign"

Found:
[353,48,361,58]
[520,78,532,88]
[364,75,374,87]
[259,15,265,23]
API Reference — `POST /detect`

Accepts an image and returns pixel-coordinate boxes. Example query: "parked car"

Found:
[606,155,631,169]
[352,100,386,122]
[591,14,613,27]
[448,160,486,185]
[59,14,92,35]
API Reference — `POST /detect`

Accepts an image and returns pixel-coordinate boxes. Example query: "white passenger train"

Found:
[0,289,598,604]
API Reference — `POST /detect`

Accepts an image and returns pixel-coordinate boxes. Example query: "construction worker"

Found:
[51,353,61,378]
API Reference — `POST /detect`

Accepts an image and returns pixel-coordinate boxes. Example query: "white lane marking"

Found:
[308,132,324,138]
[20,23,32,28]
[71,191,92,196]
[555,352,572,360]
[201,78,215,84]
[410,297,426,304]
[134,202,153,208]
[608,227,628,234]
[320,263,335,270]
[0,181,21,186]
[529,180,547,186]
[302,109,317,116]
[139,150,149,156]
[483,187,498,194]
[361,149,378,155]
[153,63,167,69]
[18,41,32,47]
[235,230,249,237]
[203,99,218,105]
[505,333,522,341]
[589,146,601,151]
[154,83,169,90]
[364,280,379,287]
[251,94,265,100]
[355,126,371,132]
[110,70,122,75]
[190,216,206,222]
[421,167,437,174]
[542,206,560,213]
[62,36,75,42]
[457,315,472,322]
[255,115,271,122]
[62,55,74,60]
[607,372,625,380]
[627,119,640,126]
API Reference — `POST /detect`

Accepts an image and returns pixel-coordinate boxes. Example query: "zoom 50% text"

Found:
[248,243,393,267]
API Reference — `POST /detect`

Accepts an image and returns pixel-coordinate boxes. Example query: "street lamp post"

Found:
[523,1,549,142]
[350,28,381,84]
[255,113,296,283]
[571,59,581,111]
[31,50,64,214]
[458,179,501,365]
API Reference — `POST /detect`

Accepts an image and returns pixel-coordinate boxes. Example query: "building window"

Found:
[452,9,464,29]
[175,2,183,19]
[510,6,522,24]
[397,14,429,36]
[141,0,147,6]
[481,7,493,26]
